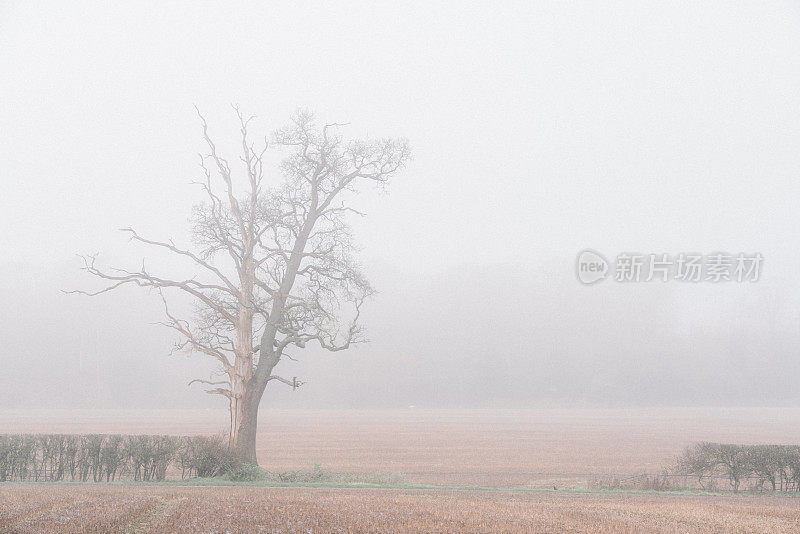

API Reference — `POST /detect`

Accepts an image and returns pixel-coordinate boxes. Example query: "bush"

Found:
[273,463,329,483]
[676,442,800,492]
[269,464,405,485]
[0,433,237,482]
[226,463,267,482]
[180,435,238,478]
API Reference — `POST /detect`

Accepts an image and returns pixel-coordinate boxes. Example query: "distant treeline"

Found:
[0,434,236,482]
[678,442,800,492]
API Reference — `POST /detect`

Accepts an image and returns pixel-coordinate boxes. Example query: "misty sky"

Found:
[2,1,800,408]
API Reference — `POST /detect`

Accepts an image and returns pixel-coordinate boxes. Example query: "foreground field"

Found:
[2,408,800,487]
[0,485,799,533]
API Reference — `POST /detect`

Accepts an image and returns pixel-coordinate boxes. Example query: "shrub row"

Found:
[222,462,407,485]
[0,434,236,482]
[588,472,677,492]
[677,442,800,492]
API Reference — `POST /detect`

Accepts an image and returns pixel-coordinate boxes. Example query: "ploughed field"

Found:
[1,485,800,533]
[2,408,800,487]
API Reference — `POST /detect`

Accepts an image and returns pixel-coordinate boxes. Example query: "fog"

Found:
[2,1,800,409]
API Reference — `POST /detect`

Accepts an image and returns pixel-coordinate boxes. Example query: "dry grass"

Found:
[1,485,799,533]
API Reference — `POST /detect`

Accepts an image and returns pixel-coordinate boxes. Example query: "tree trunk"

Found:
[231,378,267,464]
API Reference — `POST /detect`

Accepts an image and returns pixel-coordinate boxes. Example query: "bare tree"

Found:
[72,108,410,463]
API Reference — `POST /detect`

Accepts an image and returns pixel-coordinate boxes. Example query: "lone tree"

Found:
[74,109,410,463]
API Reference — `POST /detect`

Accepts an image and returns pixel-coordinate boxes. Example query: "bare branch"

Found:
[267,375,303,390]
[120,227,240,296]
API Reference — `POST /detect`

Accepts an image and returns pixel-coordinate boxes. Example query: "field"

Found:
[2,485,800,533]
[3,407,800,487]
[2,408,800,532]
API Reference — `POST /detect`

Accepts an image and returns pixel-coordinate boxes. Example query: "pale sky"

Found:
[2,1,800,408]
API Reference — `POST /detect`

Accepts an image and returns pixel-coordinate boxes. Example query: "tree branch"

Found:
[267,375,303,390]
